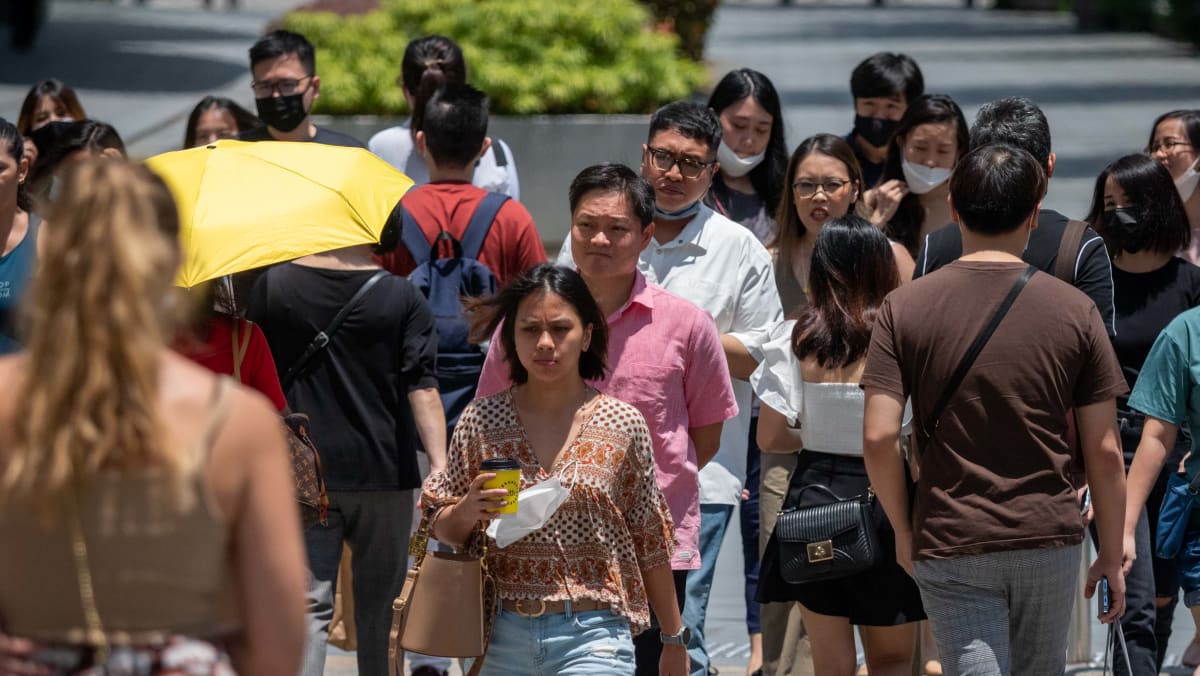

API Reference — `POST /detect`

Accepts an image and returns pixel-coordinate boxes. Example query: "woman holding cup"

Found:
[423,263,686,675]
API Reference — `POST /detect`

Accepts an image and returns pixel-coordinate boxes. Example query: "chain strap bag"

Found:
[387,499,497,676]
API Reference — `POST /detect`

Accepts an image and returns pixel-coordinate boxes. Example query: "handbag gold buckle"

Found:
[807,540,834,563]
[514,598,546,617]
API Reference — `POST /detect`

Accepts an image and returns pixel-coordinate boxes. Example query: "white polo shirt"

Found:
[560,203,783,504]
[368,119,521,199]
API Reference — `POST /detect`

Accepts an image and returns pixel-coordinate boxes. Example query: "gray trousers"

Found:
[913,544,1081,676]
[300,489,415,676]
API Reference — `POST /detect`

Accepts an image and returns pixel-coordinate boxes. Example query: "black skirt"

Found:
[757,450,926,626]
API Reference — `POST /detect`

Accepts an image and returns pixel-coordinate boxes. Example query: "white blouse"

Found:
[750,320,909,456]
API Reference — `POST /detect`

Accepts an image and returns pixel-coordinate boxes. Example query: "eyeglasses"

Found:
[1149,139,1194,154]
[792,179,851,198]
[251,75,313,98]
[645,147,715,179]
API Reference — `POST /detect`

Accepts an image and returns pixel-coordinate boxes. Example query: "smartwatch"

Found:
[660,626,691,645]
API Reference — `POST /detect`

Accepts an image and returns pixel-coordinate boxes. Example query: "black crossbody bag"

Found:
[773,264,1036,585]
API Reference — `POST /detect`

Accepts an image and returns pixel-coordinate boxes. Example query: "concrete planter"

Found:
[314,114,651,250]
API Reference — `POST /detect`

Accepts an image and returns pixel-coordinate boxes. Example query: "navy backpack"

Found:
[400,192,509,436]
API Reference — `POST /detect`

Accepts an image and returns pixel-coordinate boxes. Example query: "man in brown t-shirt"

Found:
[862,143,1129,674]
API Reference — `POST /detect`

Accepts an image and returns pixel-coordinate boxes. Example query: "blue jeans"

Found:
[471,607,635,675]
[683,503,735,676]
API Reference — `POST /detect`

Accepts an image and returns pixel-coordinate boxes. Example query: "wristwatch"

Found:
[660,626,691,645]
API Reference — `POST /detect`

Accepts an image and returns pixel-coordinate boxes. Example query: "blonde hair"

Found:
[4,159,188,513]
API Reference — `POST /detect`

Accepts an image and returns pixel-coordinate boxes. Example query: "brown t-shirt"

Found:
[861,260,1127,560]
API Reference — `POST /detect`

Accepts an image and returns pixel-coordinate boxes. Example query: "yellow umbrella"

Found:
[145,139,413,287]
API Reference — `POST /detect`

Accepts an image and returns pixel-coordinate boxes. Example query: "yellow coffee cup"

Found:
[480,457,521,517]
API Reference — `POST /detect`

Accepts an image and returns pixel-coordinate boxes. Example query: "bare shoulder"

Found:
[159,353,287,515]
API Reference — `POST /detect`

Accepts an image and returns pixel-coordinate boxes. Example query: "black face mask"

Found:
[1102,207,1150,254]
[854,115,897,148]
[255,94,308,133]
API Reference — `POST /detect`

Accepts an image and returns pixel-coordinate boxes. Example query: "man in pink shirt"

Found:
[476,163,737,672]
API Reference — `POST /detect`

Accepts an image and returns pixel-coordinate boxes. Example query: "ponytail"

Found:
[411,64,447,134]
[400,35,467,132]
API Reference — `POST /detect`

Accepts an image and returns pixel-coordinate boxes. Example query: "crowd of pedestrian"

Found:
[3,20,1200,676]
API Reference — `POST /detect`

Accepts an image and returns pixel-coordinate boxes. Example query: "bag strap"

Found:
[281,270,389,390]
[792,483,872,503]
[1054,219,1088,283]
[919,265,1037,439]
[459,193,509,262]
[399,204,433,266]
[230,319,251,383]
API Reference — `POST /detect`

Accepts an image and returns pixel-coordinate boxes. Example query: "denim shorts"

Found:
[472,605,636,676]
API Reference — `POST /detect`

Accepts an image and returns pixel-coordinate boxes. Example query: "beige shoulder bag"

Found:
[387,498,497,676]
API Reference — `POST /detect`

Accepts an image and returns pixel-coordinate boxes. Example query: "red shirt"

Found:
[175,317,288,412]
[378,181,546,288]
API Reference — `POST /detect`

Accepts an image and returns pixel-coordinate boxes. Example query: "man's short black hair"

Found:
[568,164,655,229]
[422,84,488,169]
[850,52,924,103]
[970,97,1052,172]
[647,101,721,158]
[249,30,315,75]
[950,143,1046,235]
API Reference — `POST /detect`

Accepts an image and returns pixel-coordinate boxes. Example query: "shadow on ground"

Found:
[0,13,248,91]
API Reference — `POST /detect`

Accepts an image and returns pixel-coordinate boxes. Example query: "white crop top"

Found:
[750,320,909,456]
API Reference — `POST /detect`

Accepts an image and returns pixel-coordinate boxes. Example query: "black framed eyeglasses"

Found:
[251,75,313,98]
[792,179,851,198]
[645,147,715,179]
[1149,139,1194,154]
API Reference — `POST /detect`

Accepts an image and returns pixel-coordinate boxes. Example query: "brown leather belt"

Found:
[499,598,608,617]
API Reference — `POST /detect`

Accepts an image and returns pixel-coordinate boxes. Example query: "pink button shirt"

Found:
[476,272,738,570]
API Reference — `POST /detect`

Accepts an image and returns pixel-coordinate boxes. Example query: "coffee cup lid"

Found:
[480,457,521,471]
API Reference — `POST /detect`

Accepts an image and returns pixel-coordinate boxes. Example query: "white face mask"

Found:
[1177,161,1200,203]
[901,159,952,195]
[485,476,570,548]
[717,141,765,178]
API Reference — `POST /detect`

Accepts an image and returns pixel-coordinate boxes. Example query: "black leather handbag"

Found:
[774,484,880,584]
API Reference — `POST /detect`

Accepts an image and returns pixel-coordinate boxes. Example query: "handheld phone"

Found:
[1099,576,1111,615]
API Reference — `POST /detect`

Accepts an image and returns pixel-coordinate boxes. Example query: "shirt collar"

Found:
[608,270,654,322]
[652,203,711,254]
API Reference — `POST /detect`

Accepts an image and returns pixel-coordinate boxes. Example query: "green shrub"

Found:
[283,0,707,116]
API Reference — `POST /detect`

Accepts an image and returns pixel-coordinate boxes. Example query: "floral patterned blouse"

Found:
[424,390,675,635]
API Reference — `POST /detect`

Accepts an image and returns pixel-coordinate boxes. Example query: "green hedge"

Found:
[283,0,707,116]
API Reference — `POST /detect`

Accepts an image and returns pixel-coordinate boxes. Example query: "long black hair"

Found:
[707,68,788,216]
[791,215,899,369]
[878,94,969,255]
[1085,153,1190,257]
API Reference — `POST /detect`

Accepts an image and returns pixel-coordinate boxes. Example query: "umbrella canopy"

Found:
[145,139,413,287]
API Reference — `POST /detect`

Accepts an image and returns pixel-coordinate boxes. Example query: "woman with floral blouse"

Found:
[424,264,688,676]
